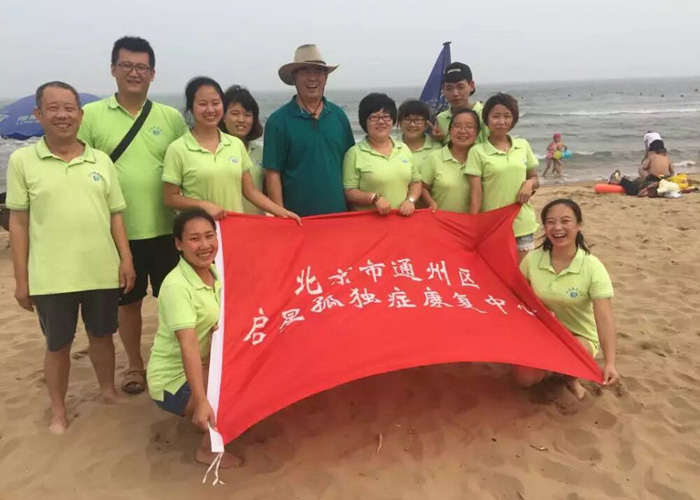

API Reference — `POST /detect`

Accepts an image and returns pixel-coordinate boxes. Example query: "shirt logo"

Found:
[401,158,409,164]
[566,287,580,299]
[228,156,239,164]
[149,126,162,136]
[89,171,103,182]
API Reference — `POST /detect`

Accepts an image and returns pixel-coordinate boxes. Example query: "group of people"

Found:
[5,36,620,468]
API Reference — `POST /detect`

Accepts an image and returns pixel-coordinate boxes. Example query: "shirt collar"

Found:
[440,144,462,164]
[35,137,96,164]
[538,248,586,275]
[177,257,220,290]
[290,95,330,120]
[183,129,232,153]
[481,135,523,156]
[358,136,403,157]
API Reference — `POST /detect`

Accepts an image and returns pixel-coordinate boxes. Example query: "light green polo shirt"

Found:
[403,135,441,175]
[464,136,539,237]
[147,258,221,401]
[5,138,125,295]
[79,95,187,240]
[421,146,471,213]
[436,101,489,145]
[520,248,614,349]
[343,138,422,210]
[243,141,264,215]
[162,130,253,213]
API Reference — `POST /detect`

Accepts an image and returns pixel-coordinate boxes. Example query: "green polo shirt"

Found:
[403,135,441,175]
[520,248,614,349]
[147,258,221,401]
[243,141,264,215]
[79,95,187,240]
[436,101,489,145]
[421,146,471,213]
[343,138,421,210]
[5,138,125,295]
[464,136,539,237]
[263,96,355,216]
[162,130,252,213]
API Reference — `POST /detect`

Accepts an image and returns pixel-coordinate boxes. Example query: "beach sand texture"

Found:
[0,184,699,500]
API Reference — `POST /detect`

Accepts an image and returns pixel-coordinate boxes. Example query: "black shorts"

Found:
[33,288,120,352]
[120,234,179,306]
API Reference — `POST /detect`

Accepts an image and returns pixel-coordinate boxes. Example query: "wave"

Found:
[524,107,700,118]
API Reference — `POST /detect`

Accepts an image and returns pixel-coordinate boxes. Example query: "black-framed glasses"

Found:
[116,62,152,75]
[402,117,426,126]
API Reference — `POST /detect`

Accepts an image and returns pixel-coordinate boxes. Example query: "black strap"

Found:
[109,99,153,163]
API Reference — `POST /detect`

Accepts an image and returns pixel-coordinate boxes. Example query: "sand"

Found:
[1,183,699,500]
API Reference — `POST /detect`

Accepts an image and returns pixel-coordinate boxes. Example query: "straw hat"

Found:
[278,44,338,86]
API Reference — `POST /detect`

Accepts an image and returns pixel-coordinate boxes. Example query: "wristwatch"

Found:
[371,193,381,204]
[407,196,416,204]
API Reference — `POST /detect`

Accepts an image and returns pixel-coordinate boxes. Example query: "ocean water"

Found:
[1,77,699,194]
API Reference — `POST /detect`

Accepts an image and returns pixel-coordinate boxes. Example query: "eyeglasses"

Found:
[367,113,393,124]
[402,117,426,126]
[116,62,152,75]
[451,124,477,131]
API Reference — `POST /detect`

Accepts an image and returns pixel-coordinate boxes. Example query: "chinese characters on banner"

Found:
[207,205,603,449]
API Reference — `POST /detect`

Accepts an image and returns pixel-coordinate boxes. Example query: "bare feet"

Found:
[103,390,128,404]
[565,378,587,400]
[49,410,68,434]
[195,448,243,469]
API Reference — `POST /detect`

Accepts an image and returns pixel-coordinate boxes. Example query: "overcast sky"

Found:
[2,0,698,98]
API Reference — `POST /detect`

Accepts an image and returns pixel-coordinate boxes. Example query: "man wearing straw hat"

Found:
[264,44,355,216]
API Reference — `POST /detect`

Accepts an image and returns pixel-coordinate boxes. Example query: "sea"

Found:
[1,76,699,194]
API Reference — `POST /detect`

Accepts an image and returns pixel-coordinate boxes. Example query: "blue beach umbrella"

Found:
[0,93,101,140]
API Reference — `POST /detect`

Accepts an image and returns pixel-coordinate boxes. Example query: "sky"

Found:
[1,0,699,99]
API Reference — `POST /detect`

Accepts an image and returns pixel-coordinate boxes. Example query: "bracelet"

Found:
[371,193,380,204]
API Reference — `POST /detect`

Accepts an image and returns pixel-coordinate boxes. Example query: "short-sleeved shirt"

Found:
[520,248,614,348]
[162,130,252,213]
[421,146,471,213]
[79,95,187,240]
[147,258,221,401]
[263,96,355,216]
[5,138,125,295]
[464,136,540,237]
[243,141,264,215]
[403,135,441,175]
[436,101,489,145]
[343,138,422,210]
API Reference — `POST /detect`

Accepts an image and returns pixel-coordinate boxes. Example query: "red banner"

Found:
[206,205,603,449]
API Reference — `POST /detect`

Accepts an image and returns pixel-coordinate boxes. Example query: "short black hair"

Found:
[358,93,397,133]
[219,85,263,143]
[540,198,590,254]
[397,99,430,122]
[648,139,666,154]
[173,208,216,241]
[35,81,81,109]
[111,36,155,69]
[482,92,520,129]
[184,76,224,118]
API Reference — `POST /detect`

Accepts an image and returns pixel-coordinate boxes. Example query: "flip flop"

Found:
[122,368,146,395]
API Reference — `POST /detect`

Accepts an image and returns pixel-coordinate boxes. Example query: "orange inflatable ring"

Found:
[594,183,625,194]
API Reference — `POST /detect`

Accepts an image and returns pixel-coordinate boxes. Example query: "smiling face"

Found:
[223,101,253,140]
[294,65,327,102]
[486,104,514,136]
[33,86,83,142]
[543,203,581,251]
[400,114,428,143]
[175,217,219,270]
[449,112,479,149]
[111,48,154,97]
[366,109,394,142]
[192,85,224,130]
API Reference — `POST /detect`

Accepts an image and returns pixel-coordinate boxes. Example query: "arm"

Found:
[242,172,300,224]
[163,183,225,220]
[264,170,284,206]
[467,175,482,214]
[175,328,215,431]
[592,298,619,385]
[344,188,390,215]
[518,168,540,205]
[110,212,135,293]
[641,158,651,173]
[421,183,438,211]
[398,181,422,217]
[9,210,32,311]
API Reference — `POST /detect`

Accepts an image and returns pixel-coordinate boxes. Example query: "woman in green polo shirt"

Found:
[421,108,480,213]
[464,93,540,262]
[147,208,240,469]
[163,77,300,223]
[219,85,265,215]
[517,199,620,399]
[343,93,422,216]
[397,99,440,173]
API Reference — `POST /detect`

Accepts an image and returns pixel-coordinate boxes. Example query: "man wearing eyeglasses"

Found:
[79,36,187,396]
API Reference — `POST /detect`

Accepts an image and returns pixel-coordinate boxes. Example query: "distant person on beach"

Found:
[516,199,620,399]
[397,99,440,172]
[219,85,265,215]
[162,77,299,222]
[78,36,187,395]
[465,93,540,262]
[421,108,480,213]
[543,133,568,178]
[147,208,241,469]
[343,93,422,215]
[7,82,135,433]
[639,140,674,179]
[642,131,662,160]
[264,44,355,216]
[431,62,488,145]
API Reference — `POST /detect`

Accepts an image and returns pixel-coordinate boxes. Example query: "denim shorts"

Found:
[515,233,535,251]
[154,382,191,416]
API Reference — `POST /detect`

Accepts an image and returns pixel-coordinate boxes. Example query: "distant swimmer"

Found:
[543,133,568,178]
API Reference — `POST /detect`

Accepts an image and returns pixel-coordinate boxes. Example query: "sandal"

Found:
[122,368,146,394]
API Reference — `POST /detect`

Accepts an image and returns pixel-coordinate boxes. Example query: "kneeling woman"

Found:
[516,199,620,398]
[147,208,240,468]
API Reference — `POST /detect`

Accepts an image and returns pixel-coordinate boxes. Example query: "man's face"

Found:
[294,65,327,102]
[443,79,474,108]
[111,48,154,96]
[33,86,83,141]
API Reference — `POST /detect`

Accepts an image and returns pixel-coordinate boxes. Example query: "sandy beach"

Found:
[1,182,699,500]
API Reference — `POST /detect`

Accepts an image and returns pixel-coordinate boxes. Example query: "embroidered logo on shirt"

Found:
[228,156,239,164]
[566,287,580,299]
[149,126,162,136]
[89,171,103,182]
[401,158,409,164]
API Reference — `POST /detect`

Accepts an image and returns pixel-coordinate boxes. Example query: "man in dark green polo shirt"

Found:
[264,44,355,216]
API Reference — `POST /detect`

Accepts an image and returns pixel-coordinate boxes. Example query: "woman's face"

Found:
[224,102,254,140]
[487,104,514,135]
[175,218,219,269]
[543,204,581,250]
[192,85,223,129]
[449,112,478,149]
[366,109,394,142]
[400,114,428,143]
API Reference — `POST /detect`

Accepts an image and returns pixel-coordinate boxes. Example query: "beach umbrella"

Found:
[420,41,451,119]
[0,93,101,140]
